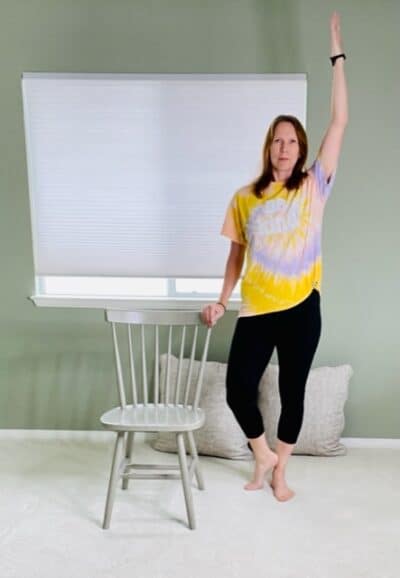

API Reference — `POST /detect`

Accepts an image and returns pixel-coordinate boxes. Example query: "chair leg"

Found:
[176,432,196,530]
[186,431,205,490]
[122,432,135,490]
[103,431,125,529]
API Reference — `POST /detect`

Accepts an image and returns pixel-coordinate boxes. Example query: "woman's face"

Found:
[269,122,300,176]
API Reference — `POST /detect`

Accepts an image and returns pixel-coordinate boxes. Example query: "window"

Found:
[39,276,240,299]
[23,73,305,308]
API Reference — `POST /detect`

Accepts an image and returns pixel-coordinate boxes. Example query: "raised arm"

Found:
[318,12,348,180]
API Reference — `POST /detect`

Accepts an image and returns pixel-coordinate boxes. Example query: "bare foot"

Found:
[244,451,278,491]
[270,467,295,501]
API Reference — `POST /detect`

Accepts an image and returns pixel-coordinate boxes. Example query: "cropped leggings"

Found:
[226,289,321,445]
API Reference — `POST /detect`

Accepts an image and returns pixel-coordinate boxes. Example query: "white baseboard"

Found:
[0,430,399,448]
[0,430,151,442]
[341,437,400,449]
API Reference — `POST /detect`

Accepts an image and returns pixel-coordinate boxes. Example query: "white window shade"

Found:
[22,73,306,278]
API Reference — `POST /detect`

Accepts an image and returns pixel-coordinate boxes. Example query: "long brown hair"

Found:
[252,115,308,198]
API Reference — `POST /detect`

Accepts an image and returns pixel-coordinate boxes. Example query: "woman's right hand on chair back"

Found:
[201,303,226,327]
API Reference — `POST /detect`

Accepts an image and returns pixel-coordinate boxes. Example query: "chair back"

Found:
[105,310,212,411]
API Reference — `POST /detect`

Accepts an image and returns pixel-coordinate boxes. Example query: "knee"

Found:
[277,405,304,445]
[225,384,240,411]
[226,375,245,411]
[225,365,240,408]
[225,379,257,413]
[226,363,261,412]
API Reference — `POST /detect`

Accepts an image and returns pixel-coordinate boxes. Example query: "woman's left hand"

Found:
[330,11,343,54]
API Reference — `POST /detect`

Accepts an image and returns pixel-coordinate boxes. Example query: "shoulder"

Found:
[302,159,324,191]
[233,184,254,200]
[305,158,335,199]
[228,184,256,211]
[305,160,318,181]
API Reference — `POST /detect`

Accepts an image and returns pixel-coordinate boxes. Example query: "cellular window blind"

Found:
[22,73,306,278]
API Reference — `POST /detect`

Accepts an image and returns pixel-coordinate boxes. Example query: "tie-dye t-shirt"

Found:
[221,159,335,317]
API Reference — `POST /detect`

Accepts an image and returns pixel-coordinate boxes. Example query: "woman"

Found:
[201,12,348,502]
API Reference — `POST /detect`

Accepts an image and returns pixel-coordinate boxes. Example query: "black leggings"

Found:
[226,289,321,445]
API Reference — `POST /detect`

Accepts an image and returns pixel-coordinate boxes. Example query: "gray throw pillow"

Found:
[152,354,252,460]
[259,364,353,456]
[153,355,352,459]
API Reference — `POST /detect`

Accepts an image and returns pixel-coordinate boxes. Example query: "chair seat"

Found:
[100,403,205,432]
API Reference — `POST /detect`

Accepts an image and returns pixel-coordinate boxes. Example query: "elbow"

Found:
[227,249,245,277]
[340,114,349,128]
[332,115,348,131]
[332,105,349,128]
[331,105,349,128]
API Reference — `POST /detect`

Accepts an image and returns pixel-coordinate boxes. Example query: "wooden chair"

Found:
[100,310,212,530]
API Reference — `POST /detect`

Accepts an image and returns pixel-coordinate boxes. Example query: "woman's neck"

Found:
[272,168,291,182]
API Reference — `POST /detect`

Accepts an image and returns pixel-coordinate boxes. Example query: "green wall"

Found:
[1,0,399,437]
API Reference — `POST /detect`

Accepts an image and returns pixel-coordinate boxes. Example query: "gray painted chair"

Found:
[100,310,212,530]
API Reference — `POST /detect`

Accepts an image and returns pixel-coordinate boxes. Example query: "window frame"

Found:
[30,276,241,310]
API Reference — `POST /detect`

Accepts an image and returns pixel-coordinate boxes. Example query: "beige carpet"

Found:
[0,431,399,578]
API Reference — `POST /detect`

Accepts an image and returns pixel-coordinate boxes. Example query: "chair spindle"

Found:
[184,325,198,406]
[193,327,212,410]
[141,325,148,405]
[111,322,126,409]
[164,325,173,404]
[127,325,138,405]
[175,325,186,404]
[154,325,160,405]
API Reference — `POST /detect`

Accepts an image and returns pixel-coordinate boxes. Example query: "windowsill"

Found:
[29,294,241,311]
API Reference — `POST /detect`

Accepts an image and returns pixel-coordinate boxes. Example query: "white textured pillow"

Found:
[152,354,252,460]
[259,364,353,456]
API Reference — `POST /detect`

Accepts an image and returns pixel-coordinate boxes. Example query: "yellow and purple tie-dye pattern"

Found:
[221,159,334,317]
